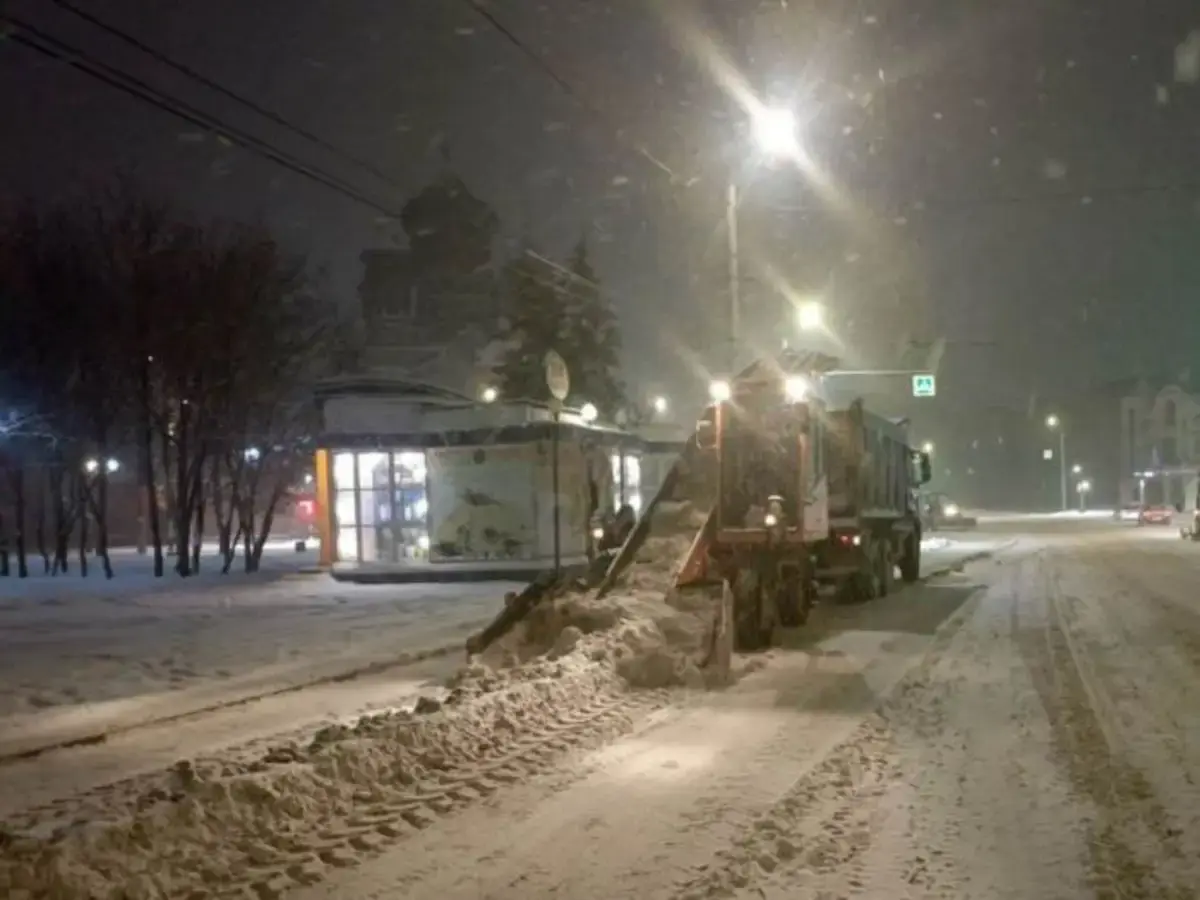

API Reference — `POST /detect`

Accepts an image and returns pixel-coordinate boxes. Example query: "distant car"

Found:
[1138,505,1174,526]
[920,492,978,531]
[1115,504,1141,522]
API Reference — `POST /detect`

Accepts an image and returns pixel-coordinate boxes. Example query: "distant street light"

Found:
[579,402,599,423]
[1076,478,1093,512]
[1046,415,1067,510]
[1071,463,1083,475]
[652,395,668,415]
[481,386,498,403]
[106,458,120,474]
[921,441,935,455]
[795,300,825,332]
[244,446,261,463]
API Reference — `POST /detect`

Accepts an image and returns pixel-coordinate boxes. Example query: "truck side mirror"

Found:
[696,420,717,451]
[917,451,932,485]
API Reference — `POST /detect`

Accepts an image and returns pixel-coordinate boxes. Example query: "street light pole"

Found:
[1058,428,1068,511]
[726,180,740,374]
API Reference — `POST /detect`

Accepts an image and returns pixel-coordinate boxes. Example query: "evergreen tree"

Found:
[491,248,567,403]
[491,238,625,416]
[560,238,625,417]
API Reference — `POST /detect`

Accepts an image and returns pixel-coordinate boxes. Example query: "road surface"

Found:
[293,519,1200,900]
[5,518,1200,898]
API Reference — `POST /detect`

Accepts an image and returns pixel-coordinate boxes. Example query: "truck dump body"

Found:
[825,400,916,522]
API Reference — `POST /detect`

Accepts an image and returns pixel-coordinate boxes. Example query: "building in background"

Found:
[356,248,500,397]
[1119,374,1200,508]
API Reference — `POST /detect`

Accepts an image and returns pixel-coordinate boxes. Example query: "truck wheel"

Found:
[878,543,895,596]
[732,570,774,651]
[778,566,812,628]
[837,542,882,604]
[899,532,921,583]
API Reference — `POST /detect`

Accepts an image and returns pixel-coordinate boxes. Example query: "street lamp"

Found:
[727,105,801,370]
[750,106,800,159]
[579,402,598,423]
[1046,415,1067,511]
[921,441,935,455]
[481,386,498,403]
[1076,478,1092,512]
[652,395,668,415]
[795,300,825,332]
[1071,463,1083,476]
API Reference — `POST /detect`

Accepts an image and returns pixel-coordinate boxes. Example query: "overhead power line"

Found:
[457,0,682,182]
[5,18,405,220]
[46,0,405,193]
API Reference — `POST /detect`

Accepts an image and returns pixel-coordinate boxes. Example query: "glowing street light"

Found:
[481,386,498,403]
[1045,414,1067,510]
[795,300,825,332]
[1071,463,1083,475]
[1076,478,1093,512]
[727,105,802,371]
[83,458,99,474]
[244,446,261,463]
[921,441,935,455]
[579,402,599,423]
[652,395,668,415]
[750,106,800,158]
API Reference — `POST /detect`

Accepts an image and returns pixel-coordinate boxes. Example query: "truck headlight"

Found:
[709,380,731,402]
[784,376,808,402]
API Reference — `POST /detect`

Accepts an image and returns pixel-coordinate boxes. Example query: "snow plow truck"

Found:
[677,351,932,650]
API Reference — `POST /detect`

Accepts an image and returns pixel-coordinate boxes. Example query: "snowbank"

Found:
[478,500,722,690]
[0,575,515,719]
[0,504,715,898]
[0,656,671,899]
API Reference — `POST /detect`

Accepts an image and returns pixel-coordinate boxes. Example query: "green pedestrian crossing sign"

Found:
[912,373,936,398]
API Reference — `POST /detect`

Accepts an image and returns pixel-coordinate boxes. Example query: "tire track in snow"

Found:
[1013,551,1193,900]
[670,573,993,899]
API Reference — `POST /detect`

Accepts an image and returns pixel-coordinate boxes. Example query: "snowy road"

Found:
[290,524,1200,900]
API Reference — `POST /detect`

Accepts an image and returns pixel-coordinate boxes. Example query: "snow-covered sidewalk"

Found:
[0,559,523,757]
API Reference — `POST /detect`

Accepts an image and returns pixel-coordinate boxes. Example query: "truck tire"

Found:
[899,531,920,583]
[732,569,774,651]
[836,541,883,604]
[778,566,813,628]
[879,542,895,596]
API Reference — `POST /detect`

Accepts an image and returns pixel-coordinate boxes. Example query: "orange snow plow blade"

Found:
[675,508,717,588]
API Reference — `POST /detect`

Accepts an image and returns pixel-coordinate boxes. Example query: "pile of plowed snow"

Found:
[0,501,719,899]
[0,657,667,899]
[479,500,723,690]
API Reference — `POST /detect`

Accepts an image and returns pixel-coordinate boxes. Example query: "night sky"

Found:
[4,0,1200,411]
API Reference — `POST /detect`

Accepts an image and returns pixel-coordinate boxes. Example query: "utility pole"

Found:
[726,180,740,374]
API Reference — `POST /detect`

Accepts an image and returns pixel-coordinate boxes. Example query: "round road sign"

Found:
[544,349,570,401]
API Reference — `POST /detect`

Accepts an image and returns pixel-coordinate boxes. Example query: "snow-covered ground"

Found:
[0,531,1009,898]
[277,528,1200,900]
[0,551,524,759]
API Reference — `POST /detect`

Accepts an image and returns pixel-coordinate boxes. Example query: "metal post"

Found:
[726,180,740,373]
[552,409,561,578]
[1058,429,1068,511]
